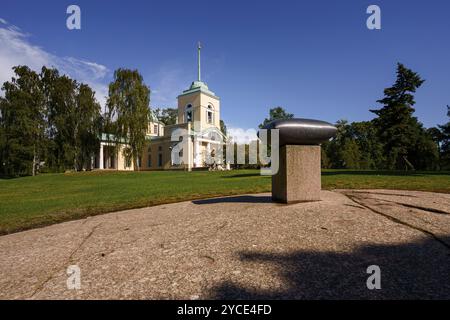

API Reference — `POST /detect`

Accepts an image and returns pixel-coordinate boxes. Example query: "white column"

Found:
[193,139,200,167]
[187,122,192,171]
[99,144,104,169]
[192,138,197,167]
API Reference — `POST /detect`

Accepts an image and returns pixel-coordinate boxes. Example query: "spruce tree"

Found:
[259,107,294,129]
[370,63,438,170]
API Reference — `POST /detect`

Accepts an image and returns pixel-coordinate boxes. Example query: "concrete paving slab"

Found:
[0,189,449,299]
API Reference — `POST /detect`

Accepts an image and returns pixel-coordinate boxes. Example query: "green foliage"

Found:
[341,140,361,169]
[437,106,450,169]
[154,107,177,125]
[258,106,294,128]
[106,69,151,171]
[370,63,438,170]
[320,147,331,168]
[323,64,441,171]
[220,119,227,136]
[322,120,381,169]
[41,67,102,172]
[0,65,102,177]
[74,84,102,170]
[323,64,438,170]
[42,68,79,170]
[0,66,45,176]
[348,121,384,169]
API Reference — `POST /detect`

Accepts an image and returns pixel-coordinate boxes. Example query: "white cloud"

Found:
[227,127,258,144]
[0,19,109,108]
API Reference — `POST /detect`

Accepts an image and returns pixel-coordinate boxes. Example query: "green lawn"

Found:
[0,169,449,235]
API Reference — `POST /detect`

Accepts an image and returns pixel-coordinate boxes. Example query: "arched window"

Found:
[207,105,213,124]
[185,104,193,122]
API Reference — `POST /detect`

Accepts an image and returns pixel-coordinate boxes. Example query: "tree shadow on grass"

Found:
[221,173,263,179]
[222,171,450,179]
[192,195,272,205]
[210,236,450,299]
[322,170,450,177]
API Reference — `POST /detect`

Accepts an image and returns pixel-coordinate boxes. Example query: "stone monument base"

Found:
[272,145,321,203]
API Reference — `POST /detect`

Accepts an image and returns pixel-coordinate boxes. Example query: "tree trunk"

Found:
[403,155,415,171]
[134,155,140,171]
[32,145,36,176]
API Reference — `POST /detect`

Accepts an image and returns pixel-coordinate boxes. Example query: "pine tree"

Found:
[259,107,294,129]
[370,63,438,170]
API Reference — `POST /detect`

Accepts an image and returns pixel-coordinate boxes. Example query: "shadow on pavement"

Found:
[210,236,450,299]
[192,195,272,205]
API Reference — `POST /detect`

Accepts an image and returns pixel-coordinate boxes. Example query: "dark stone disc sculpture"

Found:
[263,118,337,146]
[262,118,337,203]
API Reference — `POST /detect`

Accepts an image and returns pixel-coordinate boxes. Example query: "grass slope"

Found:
[0,169,449,235]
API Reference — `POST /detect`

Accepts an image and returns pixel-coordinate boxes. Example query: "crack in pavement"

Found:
[378,199,449,215]
[348,195,447,232]
[346,191,419,198]
[344,191,449,215]
[67,223,102,263]
[341,192,450,251]
[29,222,102,299]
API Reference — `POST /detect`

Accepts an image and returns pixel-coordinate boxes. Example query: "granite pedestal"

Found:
[272,145,321,203]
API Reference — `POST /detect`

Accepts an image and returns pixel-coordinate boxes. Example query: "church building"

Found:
[95,43,227,171]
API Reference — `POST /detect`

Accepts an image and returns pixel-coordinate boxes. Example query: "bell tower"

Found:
[177,42,220,132]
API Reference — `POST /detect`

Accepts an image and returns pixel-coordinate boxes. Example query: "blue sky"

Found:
[1,0,449,134]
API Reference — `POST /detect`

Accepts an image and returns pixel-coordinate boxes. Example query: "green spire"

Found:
[197,41,201,82]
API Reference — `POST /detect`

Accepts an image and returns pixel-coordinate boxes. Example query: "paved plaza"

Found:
[1,189,449,299]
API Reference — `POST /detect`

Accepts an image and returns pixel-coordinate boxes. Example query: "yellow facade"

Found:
[96,43,225,171]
